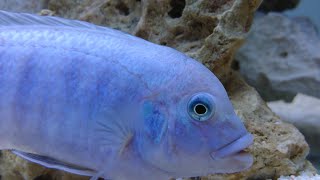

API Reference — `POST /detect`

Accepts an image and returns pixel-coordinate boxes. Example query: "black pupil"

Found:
[195,104,207,115]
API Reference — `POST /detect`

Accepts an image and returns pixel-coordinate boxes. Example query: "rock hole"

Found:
[33,174,53,180]
[116,1,130,16]
[232,60,240,70]
[279,51,288,58]
[160,41,167,45]
[168,0,186,18]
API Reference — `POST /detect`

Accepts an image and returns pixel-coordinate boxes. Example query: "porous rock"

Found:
[268,94,320,169]
[0,0,317,180]
[235,13,320,101]
[279,171,320,180]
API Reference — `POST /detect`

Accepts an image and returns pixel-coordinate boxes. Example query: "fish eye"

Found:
[194,103,208,115]
[188,93,215,122]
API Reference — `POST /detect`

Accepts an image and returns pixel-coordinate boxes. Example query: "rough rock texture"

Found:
[258,0,300,13]
[235,13,320,101]
[268,94,320,172]
[0,0,318,180]
[268,94,320,157]
[279,171,320,180]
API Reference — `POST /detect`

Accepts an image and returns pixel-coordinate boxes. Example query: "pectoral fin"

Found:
[12,150,96,177]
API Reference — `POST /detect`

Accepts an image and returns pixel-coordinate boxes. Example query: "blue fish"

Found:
[0,11,253,179]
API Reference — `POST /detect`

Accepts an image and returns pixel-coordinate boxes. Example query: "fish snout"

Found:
[210,133,254,160]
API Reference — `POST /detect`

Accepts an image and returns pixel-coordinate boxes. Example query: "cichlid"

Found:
[0,11,254,180]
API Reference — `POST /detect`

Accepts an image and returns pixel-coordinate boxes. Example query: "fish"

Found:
[0,10,254,180]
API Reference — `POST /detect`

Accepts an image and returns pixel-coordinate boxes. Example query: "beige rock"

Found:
[278,171,320,180]
[0,0,317,180]
[268,94,320,157]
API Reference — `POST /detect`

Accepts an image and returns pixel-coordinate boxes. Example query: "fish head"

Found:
[137,58,254,178]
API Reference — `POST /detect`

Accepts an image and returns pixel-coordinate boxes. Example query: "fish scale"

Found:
[0,18,176,178]
[0,11,254,180]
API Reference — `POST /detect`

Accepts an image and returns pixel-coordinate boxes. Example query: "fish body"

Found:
[0,11,253,179]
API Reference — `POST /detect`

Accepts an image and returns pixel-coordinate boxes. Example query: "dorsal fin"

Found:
[0,10,150,44]
[0,10,107,31]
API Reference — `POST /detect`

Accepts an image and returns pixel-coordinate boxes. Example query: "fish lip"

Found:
[211,133,254,159]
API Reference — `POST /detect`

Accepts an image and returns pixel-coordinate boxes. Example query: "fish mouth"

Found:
[211,133,254,159]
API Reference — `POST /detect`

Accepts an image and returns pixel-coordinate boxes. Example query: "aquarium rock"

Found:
[278,171,320,180]
[0,0,317,180]
[284,0,320,35]
[235,13,320,101]
[268,94,320,158]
